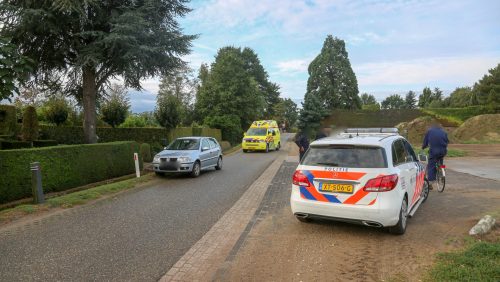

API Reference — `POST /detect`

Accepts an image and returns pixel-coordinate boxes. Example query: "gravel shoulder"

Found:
[221,160,500,281]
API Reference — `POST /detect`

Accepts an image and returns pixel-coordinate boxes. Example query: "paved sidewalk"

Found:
[446,157,500,181]
[158,148,287,281]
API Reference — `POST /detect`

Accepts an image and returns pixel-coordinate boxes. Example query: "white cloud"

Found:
[276,58,311,73]
[354,55,499,88]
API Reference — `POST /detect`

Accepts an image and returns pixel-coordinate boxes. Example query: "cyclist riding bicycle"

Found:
[422,122,449,190]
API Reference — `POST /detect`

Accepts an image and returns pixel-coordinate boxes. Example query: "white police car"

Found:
[290,128,429,234]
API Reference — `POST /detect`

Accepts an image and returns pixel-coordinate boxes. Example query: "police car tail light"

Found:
[363,174,398,192]
[293,170,311,187]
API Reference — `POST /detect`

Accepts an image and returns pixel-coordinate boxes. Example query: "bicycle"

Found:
[418,152,446,193]
[434,157,446,192]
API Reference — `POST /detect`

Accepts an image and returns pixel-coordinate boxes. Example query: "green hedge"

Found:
[0,140,32,150]
[0,141,141,204]
[140,143,152,162]
[33,140,58,147]
[322,109,424,128]
[39,125,223,145]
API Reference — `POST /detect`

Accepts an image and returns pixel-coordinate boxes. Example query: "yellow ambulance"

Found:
[242,120,281,153]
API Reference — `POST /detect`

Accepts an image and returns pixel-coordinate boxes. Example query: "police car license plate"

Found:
[320,183,353,193]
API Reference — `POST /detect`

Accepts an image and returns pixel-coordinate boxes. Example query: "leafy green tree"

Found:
[381,94,406,109]
[158,65,197,126]
[449,87,473,107]
[1,0,195,143]
[418,87,433,108]
[297,93,329,136]
[274,98,298,128]
[204,114,242,144]
[473,63,500,106]
[196,47,265,142]
[155,93,182,131]
[0,38,33,101]
[120,114,147,128]
[21,106,38,141]
[431,87,443,103]
[360,93,377,106]
[404,91,417,109]
[240,47,281,118]
[45,95,70,126]
[101,84,130,128]
[306,35,361,109]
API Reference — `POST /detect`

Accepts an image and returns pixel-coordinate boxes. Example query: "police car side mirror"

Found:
[418,154,428,162]
[272,131,276,136]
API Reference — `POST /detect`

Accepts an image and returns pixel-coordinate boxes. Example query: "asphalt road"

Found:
[0,134,290,281]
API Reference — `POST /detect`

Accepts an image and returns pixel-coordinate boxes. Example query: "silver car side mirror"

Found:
[202,146,210,151]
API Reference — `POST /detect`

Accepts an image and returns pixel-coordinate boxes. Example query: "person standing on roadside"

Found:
[295,130,310,161]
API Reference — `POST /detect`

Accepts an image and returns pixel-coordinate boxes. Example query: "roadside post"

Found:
[30,162,44,204]
[134,153,140,178]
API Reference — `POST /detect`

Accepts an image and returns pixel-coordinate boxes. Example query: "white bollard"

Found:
[134,153,140,178]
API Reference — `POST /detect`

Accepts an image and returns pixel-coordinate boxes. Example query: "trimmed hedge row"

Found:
[322,109,424,127]
[39,125,222,145]
[0,141,141,204]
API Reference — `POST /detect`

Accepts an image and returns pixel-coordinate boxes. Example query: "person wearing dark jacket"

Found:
[422,124,449,189]
[295,131,310,161]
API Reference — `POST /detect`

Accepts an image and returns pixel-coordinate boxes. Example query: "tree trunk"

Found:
[82,66,98,144]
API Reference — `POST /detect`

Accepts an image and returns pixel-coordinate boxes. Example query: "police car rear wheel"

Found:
[389,197,407,235]
[243,149,248,153]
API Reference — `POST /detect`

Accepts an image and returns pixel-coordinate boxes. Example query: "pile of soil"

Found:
[396,116,441,145]
[453,114,500,143]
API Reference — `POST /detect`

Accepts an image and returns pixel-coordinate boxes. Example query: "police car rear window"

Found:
[301,145,387,168]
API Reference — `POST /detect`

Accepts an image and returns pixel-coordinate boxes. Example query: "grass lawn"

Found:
[0,174,154,224]
[426,241,500,282]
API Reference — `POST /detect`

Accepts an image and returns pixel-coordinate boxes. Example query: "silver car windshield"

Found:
[166,139,200,150]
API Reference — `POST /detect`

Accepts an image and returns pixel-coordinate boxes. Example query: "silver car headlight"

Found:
[153,155,160,163]
[178,157,191,163]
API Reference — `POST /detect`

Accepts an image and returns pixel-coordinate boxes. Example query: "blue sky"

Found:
[131,0,500,112]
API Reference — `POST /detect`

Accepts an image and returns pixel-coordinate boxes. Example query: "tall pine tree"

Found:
[306,35,361,110]
[405,91,417,109]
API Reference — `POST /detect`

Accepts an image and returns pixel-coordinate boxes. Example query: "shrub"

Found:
[44,97,70,126]
[0,141,141,204]
[33,140,58,147]
[140,143,152,162]
[21,106,39,141]
[219,141,231,151]
[101,84,130,128]
[0,105,17,136]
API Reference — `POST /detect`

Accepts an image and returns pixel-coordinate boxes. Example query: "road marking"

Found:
[158,152,286,282]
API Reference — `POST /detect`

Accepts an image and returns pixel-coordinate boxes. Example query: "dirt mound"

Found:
[397,116,441,145]
[453,114,500,143]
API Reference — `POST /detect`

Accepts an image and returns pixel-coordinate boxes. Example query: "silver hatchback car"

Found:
[152,137,223,177]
